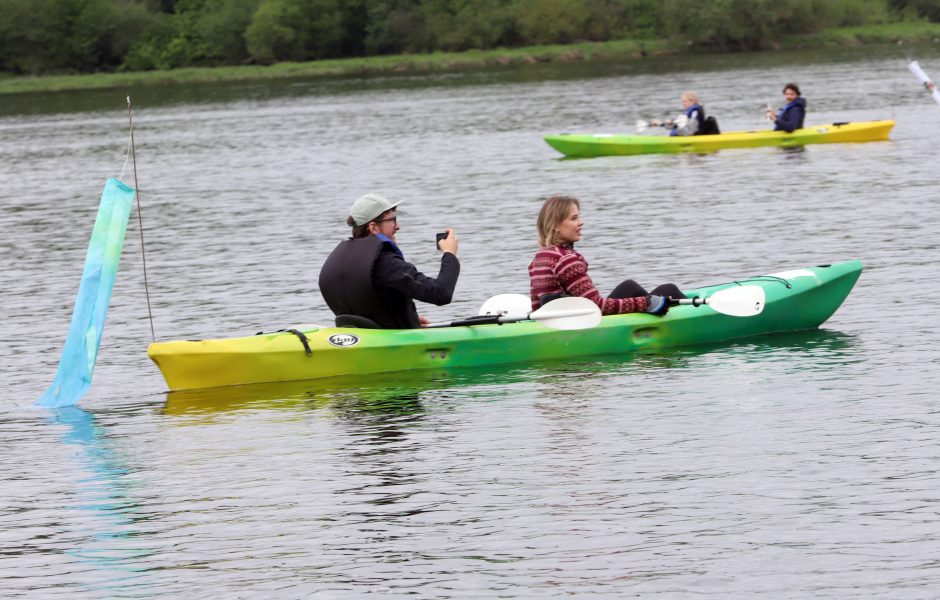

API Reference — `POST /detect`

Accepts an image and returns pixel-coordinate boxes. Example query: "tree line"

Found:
[1,0,937,76]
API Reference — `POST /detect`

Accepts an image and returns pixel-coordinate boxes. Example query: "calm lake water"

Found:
[3,45,940,597]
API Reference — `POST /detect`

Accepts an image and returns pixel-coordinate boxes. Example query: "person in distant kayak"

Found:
[650,91,706,136]
[528,195,685,316]
[766,83,806,133]
[319,193,459,329]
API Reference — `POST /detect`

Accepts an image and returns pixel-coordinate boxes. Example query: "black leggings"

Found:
[609,279,688,300]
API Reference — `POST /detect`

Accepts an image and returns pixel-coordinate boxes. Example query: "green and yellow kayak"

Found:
[148,261,862,391]
[544,120,895,157]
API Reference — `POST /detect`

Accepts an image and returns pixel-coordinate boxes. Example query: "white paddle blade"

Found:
[706,286,765,317]
[909,60,931,84]
[908,60,940,106]
[479,293,531,316]
[530,296,602,330]
[674,113,688,128]
[635,119,649,133]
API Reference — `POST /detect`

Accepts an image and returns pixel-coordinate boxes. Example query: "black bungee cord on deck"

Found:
[737,275,793,289]
[696,275,793,291]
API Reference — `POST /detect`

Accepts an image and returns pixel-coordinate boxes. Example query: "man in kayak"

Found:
[319,193,459,328]
[766,83,806,132]
[528,195,685,315]
[651,91,707,136]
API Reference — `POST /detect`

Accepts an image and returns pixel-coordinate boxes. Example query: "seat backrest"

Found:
[335,314,381,329]
[700,116,720,135]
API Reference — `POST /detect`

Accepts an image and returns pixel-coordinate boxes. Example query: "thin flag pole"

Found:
[126,96,156,341]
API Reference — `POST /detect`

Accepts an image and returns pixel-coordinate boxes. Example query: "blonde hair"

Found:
[537,195,580,248]
[682,91,699,104]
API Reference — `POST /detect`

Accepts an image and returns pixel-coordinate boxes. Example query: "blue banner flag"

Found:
[37,179,136,408]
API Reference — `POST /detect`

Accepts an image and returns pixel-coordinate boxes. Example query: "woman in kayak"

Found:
[651,91,705,136]
[528,195,685,316]
[766,83,806,132]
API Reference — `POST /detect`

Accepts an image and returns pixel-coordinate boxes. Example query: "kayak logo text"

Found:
[328,333,360,347]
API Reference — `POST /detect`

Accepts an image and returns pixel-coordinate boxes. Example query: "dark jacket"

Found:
[773,97,806,133]
[319,235,459,329]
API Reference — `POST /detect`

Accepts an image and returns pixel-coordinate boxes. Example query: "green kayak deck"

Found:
[148,261,863,391]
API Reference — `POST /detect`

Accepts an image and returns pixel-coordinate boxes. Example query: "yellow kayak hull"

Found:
[544,120,895,157]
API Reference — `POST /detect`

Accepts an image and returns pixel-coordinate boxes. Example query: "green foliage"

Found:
[364,0,429,54]
[197,0,260,62]
[123,0,260,69]
[818,0,891,26]
[659,0,783,50]
[620,0,662,37]
[888,0,940,22]
[245,0,344,63]
[659,0,895,50]
[516,0,593,44]
[0,0,154,74]
[121,11,199,70]
[424,0,518,51]
[513,0,667,46]
[245,0,305,63]
[0,0,48,74]
[338,0,369,56]
[0,0,931,75]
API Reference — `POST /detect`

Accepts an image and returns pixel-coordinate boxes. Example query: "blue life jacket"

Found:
[670,104,704,136]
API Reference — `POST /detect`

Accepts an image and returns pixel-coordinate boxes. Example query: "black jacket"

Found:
[319,235,459,329]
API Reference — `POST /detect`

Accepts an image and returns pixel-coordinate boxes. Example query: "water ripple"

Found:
[3,47,940,597]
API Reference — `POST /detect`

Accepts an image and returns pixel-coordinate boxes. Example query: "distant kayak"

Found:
[544,120,895,157]
[148,261,862,391]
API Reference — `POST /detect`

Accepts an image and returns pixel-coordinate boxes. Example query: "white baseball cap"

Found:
[348,193,403,226]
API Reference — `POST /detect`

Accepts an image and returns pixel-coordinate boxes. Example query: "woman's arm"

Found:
[555,252,648,314]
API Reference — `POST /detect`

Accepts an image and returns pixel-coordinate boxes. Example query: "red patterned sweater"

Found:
[528,244,649,314]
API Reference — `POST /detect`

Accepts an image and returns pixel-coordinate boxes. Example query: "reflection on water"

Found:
[162,328,859,417]
[778,145,808,159]
[163,371,447,416]
[665,328,860,366]
[49,407,154,596]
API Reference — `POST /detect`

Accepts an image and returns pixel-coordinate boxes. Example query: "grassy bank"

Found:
[779,21,940,47]
[2,23,938,96]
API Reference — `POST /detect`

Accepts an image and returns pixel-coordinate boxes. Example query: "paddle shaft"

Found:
[673,297,707,307]
[426,315,504,328]
[429,306,599,328]
[637,119,678,132]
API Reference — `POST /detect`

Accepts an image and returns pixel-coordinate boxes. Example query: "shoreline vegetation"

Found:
[2,22,939,97]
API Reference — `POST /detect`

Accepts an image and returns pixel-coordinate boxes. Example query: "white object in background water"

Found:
[908,60,940,106]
